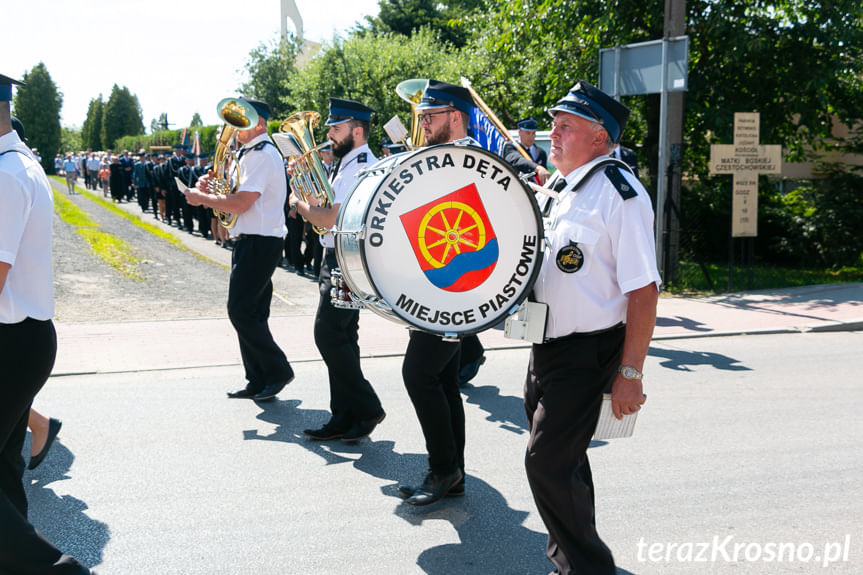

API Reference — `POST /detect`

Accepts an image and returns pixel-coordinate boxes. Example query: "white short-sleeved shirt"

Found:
[0,131,54,323]
[319,143,376,249]
[533,155,661,338]
[230,133,288,239]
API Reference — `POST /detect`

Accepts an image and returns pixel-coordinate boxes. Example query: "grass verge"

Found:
[52,189,145,281]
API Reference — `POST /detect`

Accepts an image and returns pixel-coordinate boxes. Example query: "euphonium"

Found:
[274,111,334,235]
[396,78,428,149]
[210,97,260,229]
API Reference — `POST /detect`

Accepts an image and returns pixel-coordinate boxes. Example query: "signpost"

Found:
[709,113,782,288]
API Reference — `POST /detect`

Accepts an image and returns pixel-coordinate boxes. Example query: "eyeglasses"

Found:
[418,110,453,124]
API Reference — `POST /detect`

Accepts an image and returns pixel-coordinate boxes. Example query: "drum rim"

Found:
[357,143,545,337]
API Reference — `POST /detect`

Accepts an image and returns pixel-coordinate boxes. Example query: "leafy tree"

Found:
[12,62,62,173]
[151,113,169,133]
[285,29,469,148]
[190,112,203,127]
[240,36,301,120]
[101,84,144,150]
[60,126,82,154]
[362,0,485,47]
[81,96,104,151]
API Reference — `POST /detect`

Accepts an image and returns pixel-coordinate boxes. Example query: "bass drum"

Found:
[334,143,543,337]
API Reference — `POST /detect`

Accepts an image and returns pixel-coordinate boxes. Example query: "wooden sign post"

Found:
[709,113,781,288]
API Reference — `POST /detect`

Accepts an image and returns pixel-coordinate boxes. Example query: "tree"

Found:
[12,62,62,173]
[190,112,203,127]
[81,96,104,151]
[151,113,169,133]
[60,127,82,154]
[101,84,144,150]
[240,36,301,120]
[285,29,469,147]
[362,0,484,47]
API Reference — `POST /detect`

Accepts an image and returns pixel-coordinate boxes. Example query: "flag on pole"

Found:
[469,107,507,155]
[192,131,201,166]
[180,128,189,150]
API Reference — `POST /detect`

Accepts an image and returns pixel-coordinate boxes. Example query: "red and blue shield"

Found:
[399,183,498,292]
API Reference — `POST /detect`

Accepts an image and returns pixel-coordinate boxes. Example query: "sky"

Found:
[4,0,380,132]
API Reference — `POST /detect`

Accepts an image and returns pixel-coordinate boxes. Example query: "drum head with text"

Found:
[360,144,543,336]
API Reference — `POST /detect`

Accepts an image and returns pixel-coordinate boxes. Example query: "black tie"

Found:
[329,160,340,183]
[553,177,567,192]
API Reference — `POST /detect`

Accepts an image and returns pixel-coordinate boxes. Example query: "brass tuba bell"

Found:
[396,78,428,149]
[210,97,260,229]
[273,111,335,235]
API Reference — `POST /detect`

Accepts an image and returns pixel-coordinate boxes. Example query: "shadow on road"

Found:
[25,440,110,570]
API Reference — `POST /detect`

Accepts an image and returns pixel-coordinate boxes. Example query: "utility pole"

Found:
[663,0,686,283]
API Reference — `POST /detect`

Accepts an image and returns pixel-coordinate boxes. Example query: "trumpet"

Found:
[210,97,260,229]
[273,111,335,235]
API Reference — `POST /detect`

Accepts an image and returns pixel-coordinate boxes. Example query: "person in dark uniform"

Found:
[152,154,168,221]
[132,152,152,213]
[185,97,294,401]
[0,72,94,575]
[177,152,198,232]
[290,98,385,443]
[120,150,134,201]
[166,144,186,225]
[502,116,550,184]
[193,153,212,238]
[108,154,124,202]
[526,80,660,575]
[395,80,479,507]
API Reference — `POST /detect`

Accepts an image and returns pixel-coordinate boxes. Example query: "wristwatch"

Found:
[618,365,643,380]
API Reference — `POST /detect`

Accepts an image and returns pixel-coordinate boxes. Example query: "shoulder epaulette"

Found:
[603,165,637,200]
[357,152,367,164]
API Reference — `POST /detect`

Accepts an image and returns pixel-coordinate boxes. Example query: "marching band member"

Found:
[290,98,386,442]
[396,80,479,506]
[0,72,93,575]
[185,96,295,401]
[525,80,660,575]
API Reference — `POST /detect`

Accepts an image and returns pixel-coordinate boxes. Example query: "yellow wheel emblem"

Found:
[417,201,486,268]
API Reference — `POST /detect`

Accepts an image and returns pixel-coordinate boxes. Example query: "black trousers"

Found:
[303,223,323,276]
[0,319,89,574]
[227,235,293,392]
[402,331,464,475]
[286,215,305,270]
[524,325,625,575]
[314,251,382,426]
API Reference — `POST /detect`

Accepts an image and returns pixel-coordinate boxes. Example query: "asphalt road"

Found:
[26,331,862,575]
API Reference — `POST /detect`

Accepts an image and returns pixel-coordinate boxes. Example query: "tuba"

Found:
[273,111,334,235]
[395,78,428,149]
[210,97,260,229]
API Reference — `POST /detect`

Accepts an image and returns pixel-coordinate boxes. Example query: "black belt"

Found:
[543,322,624,344]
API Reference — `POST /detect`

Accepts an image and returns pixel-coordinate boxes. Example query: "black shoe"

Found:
[304,421,351,440]
[28,418,62,470]
[398,475,464,498]
[458,355,486,386]
[226,387,260,399]
[341,411,386,443]
[403,469,464,507]
[253,375,294,401]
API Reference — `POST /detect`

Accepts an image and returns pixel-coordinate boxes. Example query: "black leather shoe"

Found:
[304,421,351,440]
[341,411,386,443]
[253,375,295,401]
[28,418,62,470]
[403,469,464,506]
[398,475,464,498]
[226,388,259,399]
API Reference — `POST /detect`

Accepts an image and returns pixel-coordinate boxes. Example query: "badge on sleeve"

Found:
[556,241,584,273]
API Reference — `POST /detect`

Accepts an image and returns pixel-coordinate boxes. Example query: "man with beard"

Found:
[185,97,294,402]
[395,79,480,506]
[290,98,385,443]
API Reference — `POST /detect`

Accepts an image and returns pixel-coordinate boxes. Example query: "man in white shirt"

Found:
[526,80,660,575]
[186,96,294,401]
[290,98,385,443]
[0,72,93,575]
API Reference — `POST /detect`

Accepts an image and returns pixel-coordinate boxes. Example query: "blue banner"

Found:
[469,107,507,156]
